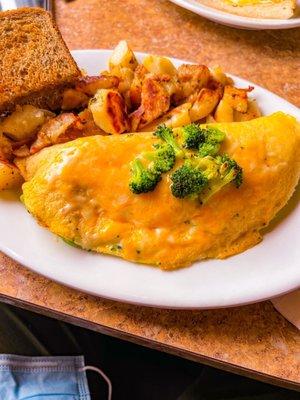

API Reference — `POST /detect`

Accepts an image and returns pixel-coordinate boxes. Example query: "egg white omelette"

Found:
[17,112,300,269]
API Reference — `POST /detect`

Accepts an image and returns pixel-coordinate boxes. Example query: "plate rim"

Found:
[1,241,300,310]
[0,48,299,310]
[168,0,300,29]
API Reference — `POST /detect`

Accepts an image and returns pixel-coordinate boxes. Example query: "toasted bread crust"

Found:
[198,0,296,19]
[0,7,81,112]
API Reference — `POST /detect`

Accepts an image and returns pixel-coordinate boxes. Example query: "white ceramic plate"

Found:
[0,49,299,309]
[169,0,300,29]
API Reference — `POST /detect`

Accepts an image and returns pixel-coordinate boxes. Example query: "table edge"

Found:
[0,293,299,391]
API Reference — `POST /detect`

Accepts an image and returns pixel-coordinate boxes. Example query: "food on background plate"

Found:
[0,8,299,270]
[17,113,300,269]
[197,0,296,19]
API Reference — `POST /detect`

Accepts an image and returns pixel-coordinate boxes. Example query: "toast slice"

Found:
[0,7,81,113]
[198,0,296,19]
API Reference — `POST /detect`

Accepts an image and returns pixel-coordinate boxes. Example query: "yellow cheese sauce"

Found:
[226,0,281,5]
[21,113,300,270]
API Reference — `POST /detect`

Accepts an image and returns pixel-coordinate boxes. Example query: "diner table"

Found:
[0,0,299,391]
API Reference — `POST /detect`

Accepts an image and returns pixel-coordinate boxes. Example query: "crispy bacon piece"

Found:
[130,108,144,132]
[13,145,30,158]
[75,75,119,96]
[11,137,33,158]
[11,137,34,149]
[30,113,84,154]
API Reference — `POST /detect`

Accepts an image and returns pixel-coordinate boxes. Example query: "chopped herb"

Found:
[62,237,81,249]
[110,244,123,252]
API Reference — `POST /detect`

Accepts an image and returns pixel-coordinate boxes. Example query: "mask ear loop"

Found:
[80,365,112,400]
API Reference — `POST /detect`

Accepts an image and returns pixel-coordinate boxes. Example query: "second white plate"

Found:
[169,0,300,29]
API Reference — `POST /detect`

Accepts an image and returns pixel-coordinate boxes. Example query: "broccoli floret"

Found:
[129,159,161,194]
[170,153,243,202]
[145,143,175,173]
[205,127,226,144]
[182,124,205,149]
[198,142,220,157]
[171,163,208,198]
[217,154,243,188]
[195,156,219,180]
[154,124,184,158]
[198,127,226,157]
[170,156,218,199]
[129,141,176,195]
[201,154,243,203]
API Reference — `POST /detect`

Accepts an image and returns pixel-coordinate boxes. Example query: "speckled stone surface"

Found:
[0,0,299,389]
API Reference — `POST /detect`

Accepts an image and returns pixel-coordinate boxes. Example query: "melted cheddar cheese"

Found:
[20,113,300,269]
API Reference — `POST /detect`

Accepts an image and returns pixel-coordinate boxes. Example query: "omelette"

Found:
[18,112,300,269]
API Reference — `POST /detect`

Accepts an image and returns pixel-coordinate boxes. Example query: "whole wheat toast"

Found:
[0,7,81,113]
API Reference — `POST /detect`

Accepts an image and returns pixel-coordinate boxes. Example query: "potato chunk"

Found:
[165,103,192,128]
[189,88,221,122]
[223,86,253,113]
[210,66,233,86]
[109,40,138,71]
[110,67,134,94]
[0,133,13,161]
[0,105,49,141]
[176,64,211,102]
[89,89,129,134]
[142,55,177,76]
[62,89,89,110]
[0,161,23,191]
[214,99,234,122]
[234,100,262,122]
[130,76,170,131]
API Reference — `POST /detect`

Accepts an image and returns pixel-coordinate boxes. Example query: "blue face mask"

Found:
[0,354,92,400]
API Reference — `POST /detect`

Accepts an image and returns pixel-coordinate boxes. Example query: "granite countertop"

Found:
[0,0,299,390]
